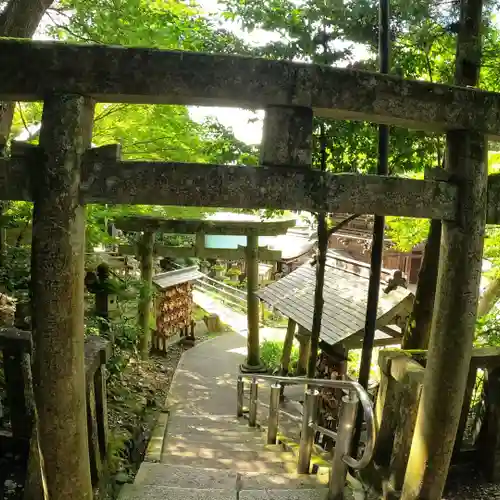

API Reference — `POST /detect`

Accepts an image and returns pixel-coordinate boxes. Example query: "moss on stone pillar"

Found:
[260,106,313,168]
[31,94,94,500]
[401,131,488,500]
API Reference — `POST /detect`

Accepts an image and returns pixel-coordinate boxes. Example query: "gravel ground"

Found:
[444,462,500,499]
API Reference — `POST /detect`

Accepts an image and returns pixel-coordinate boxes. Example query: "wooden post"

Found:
[3,346,31,440]
[373,351,403,467]
[0,225,6,266]
[86,380,102,485]
[477,367,500,480]
[94,364,109,460]
[138,230,154,359]
[296,327,311,376]
[23,359,46,500]
[241,231,265,372]
[389,357,425,492]
[95,263,110,336]
[401,130,487,499]
[280,318,296,375]
[454,365,477,455]
[31,94,94,500]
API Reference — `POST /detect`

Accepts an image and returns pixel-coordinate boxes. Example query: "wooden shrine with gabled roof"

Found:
[257,251,412,352]
[257,251,412,384]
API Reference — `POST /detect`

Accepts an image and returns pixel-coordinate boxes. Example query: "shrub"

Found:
[226,266,241,277]
[260,339,299,374]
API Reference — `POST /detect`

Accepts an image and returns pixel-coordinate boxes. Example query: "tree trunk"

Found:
[402,219,441,349]
[0,0,54,148]
[401,0,486,497]
[307,211,328,378]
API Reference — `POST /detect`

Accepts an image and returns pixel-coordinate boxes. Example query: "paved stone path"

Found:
[119,293,370,500]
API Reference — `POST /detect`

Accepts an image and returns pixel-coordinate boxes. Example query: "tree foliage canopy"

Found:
[4,0,500,261]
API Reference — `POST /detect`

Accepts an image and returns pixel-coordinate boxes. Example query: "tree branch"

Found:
[327,213,360,238]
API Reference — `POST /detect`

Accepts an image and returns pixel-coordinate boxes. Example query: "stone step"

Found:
[164,437,273,453]
[134,463,329,491]
[135,463,237,490]
[167,414,264,432]
[239,489,329,500]
[161,447,298,473]
[120,485,333,500]
[119,485,235,500]
[238,471,329,490]
[167,427,267,442]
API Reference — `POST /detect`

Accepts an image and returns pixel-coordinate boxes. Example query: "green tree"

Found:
[220,0,446,175]
[6,0,259,249]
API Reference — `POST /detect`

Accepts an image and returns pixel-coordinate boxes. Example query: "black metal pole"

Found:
[351,0,390,455]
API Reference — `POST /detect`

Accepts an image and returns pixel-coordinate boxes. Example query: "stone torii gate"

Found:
[0,38,499,499]
[114,215,295,370]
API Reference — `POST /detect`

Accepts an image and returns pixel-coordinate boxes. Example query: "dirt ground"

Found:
[0,341,187,500]
[444,462,500,499]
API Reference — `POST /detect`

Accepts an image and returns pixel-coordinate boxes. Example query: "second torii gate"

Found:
[114,215,295,371]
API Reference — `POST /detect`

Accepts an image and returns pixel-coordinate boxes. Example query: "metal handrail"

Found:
[194,280,247,306]
[197,273,247,300]
[170,262,247,301]
[237,372,377,499]
[239,373,376,470]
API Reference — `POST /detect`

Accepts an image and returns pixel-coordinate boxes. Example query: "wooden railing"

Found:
[0,329,111,486]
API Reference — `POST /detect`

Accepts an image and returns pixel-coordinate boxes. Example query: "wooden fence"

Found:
[0,329,111,487]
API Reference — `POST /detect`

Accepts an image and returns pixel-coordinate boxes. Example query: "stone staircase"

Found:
[119,413,333,500]
[118,332,371,500]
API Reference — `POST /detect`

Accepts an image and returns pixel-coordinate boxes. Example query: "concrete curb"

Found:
[144,412,169,463]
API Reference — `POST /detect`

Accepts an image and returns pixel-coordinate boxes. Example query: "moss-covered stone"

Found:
[1,39,500,138]
[31,93,95,500]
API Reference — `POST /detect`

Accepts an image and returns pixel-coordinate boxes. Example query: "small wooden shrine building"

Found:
[328,214,424,284]
[257,252,414,440]
[152,265,202,351]
[257,252,414,372]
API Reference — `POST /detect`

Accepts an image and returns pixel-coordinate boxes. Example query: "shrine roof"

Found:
[153,266,203,290]
[257,252,413,348]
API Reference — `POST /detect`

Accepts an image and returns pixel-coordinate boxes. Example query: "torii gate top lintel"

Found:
[114,215,296,237]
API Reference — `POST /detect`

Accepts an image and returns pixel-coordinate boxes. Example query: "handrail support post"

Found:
[237,377,244,417]
[249,378,258,427]
[329,393,358,500]
[267,383,281,444]
[297,388,319,474]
